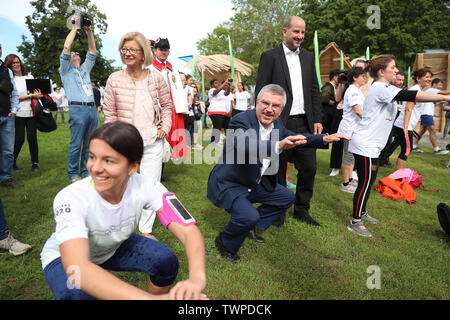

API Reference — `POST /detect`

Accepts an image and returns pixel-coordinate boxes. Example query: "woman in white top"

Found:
[41,121,207,300]
[385,69,447,170]
[232,82,252,117]
[52,86,65,124]
[4,54,43,171]
[347,55,450,237]
[337,67,367,193]
[208,78,231,146]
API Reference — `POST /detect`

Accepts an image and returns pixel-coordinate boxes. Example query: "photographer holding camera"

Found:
[60,13,98,183]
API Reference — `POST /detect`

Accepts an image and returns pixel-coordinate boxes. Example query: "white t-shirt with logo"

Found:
[234,91,251,111]
[421,87,439,116]
[394,84,422,130]
[349,81,402,158]
[40,174,167,269]
[337,84,364,137]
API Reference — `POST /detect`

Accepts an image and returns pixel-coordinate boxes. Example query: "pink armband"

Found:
[157,192,196,228]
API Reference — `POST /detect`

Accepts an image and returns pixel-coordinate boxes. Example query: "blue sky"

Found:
[0,0,234,73]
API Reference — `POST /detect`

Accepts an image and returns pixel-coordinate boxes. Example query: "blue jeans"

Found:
[0,199,9,240]
[0,116,15,183]
[43,233,179,300]
[221,183,295,254]
[67,106,98,179]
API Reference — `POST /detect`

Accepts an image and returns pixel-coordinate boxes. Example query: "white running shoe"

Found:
[352,171,358,181]
[329,168,339,176]
[341,183,357,193]
[434,149,449,155]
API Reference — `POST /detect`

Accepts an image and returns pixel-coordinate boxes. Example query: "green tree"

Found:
[197,0,450,80]
[17,0,119,87]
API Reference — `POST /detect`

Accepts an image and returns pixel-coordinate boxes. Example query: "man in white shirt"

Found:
[255,16,323,227]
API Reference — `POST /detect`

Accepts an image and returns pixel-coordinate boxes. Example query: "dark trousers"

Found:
[329,109,343,169]
[209,114,227,143]
[14,116,38,165]
[353,154,379,220]
[221,183,295,254]
[278,117,317,216]
[384,126,413,161]
[183,115,195,146]
[379,110,400,164]
[232,109,244,117]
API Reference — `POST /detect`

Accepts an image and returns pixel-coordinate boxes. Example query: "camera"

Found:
[72,12,91,28]
[338,70,349,85]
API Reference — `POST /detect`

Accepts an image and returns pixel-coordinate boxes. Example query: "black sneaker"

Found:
[0,179,24,188]
[32,163,39,171]
[215,233,240,263]
[12,164,21,170]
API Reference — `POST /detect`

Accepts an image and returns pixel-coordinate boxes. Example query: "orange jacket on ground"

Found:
[375,177,417,204]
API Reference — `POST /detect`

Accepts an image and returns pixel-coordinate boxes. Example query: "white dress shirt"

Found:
[282,43,305,115]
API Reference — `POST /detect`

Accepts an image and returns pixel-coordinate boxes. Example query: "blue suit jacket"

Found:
[207,109,325,210]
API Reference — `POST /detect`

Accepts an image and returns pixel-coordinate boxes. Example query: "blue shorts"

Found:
[43,233,179,300]
[420,114,434,127]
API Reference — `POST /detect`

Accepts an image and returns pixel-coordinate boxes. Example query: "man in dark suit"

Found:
[207,84,348,262]
[255,16,323,226]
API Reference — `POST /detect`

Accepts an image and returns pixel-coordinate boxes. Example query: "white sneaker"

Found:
[350,179,358,188]
[0,232,32,256]
[412,147,424,153]
[434,149,449,155]
[329,168,339,176]
[341,183,357,193]
[352,171,358,181]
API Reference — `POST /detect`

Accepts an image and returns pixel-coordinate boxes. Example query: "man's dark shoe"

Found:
[247,228,265,243]
[0,179,24,188]
[31,163,39,171]
[215,234,240,263]
[293,213,321,227]
[12,164,21,170]
[272,212,286,227]
[160,175,169,182]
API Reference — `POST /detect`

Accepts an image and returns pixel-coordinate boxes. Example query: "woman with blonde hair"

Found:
[102,32,172,240]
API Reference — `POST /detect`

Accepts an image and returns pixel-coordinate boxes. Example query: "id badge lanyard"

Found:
[75,69,93,97]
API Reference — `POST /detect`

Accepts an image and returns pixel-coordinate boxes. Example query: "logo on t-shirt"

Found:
[55,203,72,217]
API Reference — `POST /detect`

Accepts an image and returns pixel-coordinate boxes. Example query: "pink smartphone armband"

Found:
[158,192,196,228]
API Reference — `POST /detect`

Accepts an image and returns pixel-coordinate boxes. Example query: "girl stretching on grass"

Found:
[347,55,450,237]
[41,121,207,300]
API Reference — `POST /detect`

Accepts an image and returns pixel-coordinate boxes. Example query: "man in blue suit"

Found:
[207,84,349,262]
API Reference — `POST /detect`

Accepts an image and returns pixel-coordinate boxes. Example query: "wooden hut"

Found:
[318,42,353,86]
[185,54,253,88]
[412,51,450,132]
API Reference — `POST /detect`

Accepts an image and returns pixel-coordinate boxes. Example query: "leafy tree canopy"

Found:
[197,0,450,84]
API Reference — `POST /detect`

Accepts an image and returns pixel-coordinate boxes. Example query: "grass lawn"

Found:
[0,112,449,300]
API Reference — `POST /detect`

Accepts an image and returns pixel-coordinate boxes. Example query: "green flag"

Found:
[366,46,370,60]
[191,55,196,78]
[407,66,411,88]
[340,50,344,70]
[201,70,205,130]
[228,35,235,85]
[313,31,322,88]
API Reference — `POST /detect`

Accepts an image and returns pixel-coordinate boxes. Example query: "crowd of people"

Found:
[0,13,449,300]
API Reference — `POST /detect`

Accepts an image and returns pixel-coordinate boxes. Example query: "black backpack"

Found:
[437,203,450,236]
